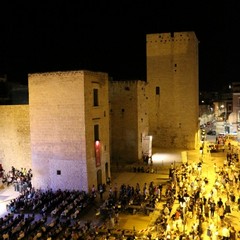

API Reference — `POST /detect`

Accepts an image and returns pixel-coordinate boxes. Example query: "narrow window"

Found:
[156,86,160,95]
[94,124,99,141]
[93,89,99,106]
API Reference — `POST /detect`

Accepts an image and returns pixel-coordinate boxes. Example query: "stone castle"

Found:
[0,31,199,193]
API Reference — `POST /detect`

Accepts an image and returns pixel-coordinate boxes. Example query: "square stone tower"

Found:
[28,70,110,192]
[146,32,199,149]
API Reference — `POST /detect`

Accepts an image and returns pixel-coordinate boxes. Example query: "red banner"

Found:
[95,140,101,167]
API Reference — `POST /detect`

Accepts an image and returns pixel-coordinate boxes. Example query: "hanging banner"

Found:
[95,140,101,167]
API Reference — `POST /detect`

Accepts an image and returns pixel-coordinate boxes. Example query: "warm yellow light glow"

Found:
[151,152,181,164]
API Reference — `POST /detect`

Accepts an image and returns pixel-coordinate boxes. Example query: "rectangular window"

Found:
[94,124,99,141]
[93,89,99,106]
[156,86,160,95]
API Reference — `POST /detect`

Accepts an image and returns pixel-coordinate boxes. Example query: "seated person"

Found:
[60,209,69,218]
[71,207,80,219]
[51,207,59,217]
[41,204,48,216]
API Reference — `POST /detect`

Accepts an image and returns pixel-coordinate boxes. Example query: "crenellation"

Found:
[147,31,197,44]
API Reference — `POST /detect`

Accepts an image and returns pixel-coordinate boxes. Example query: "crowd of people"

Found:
[1,166,32,192]
[162,141,240,239]
[1,137,240,239]
[0,164,175,239]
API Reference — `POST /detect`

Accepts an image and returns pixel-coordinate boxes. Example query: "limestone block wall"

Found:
[0,105,31,171]
[109,80,148,164]
[83,71,110,189]
[28,70,110,192]
[29,71,88,191]
[146,32,199,149]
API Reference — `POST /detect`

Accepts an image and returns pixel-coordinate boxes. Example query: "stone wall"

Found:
[28,70,110,192]
[83,71,110,189]
[146,32,199,149]
[0,105,31,171]
[109,80,148,164]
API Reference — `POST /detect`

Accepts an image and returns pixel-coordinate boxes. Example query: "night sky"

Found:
[0,2,239,91]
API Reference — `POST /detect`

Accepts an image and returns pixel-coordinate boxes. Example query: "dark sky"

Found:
[0,1,239,91]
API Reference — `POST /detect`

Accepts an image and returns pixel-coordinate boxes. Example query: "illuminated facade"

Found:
[0,105,31,170]
[146,32,199,149]
[28,71,110,192]
[0,70,110,192]
[0,31,201,191]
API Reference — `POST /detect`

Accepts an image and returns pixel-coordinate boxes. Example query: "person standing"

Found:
[99,184,104,200]
[217,198,223,208]
[210,200,216,218]
[106,177,111,185]
[222,224,230,240]
[224,199,231,216]
[229,226,236,240]
[169,163,175,180]
[187,201,193,219]
[158,184,163,199]
[218,205,225,222]
[91,185,96,198]
[204,202,210,221]
[115,209,119,225]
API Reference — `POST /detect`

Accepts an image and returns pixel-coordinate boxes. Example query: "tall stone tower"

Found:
[146,32,199,149]
[28,71,110,192]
